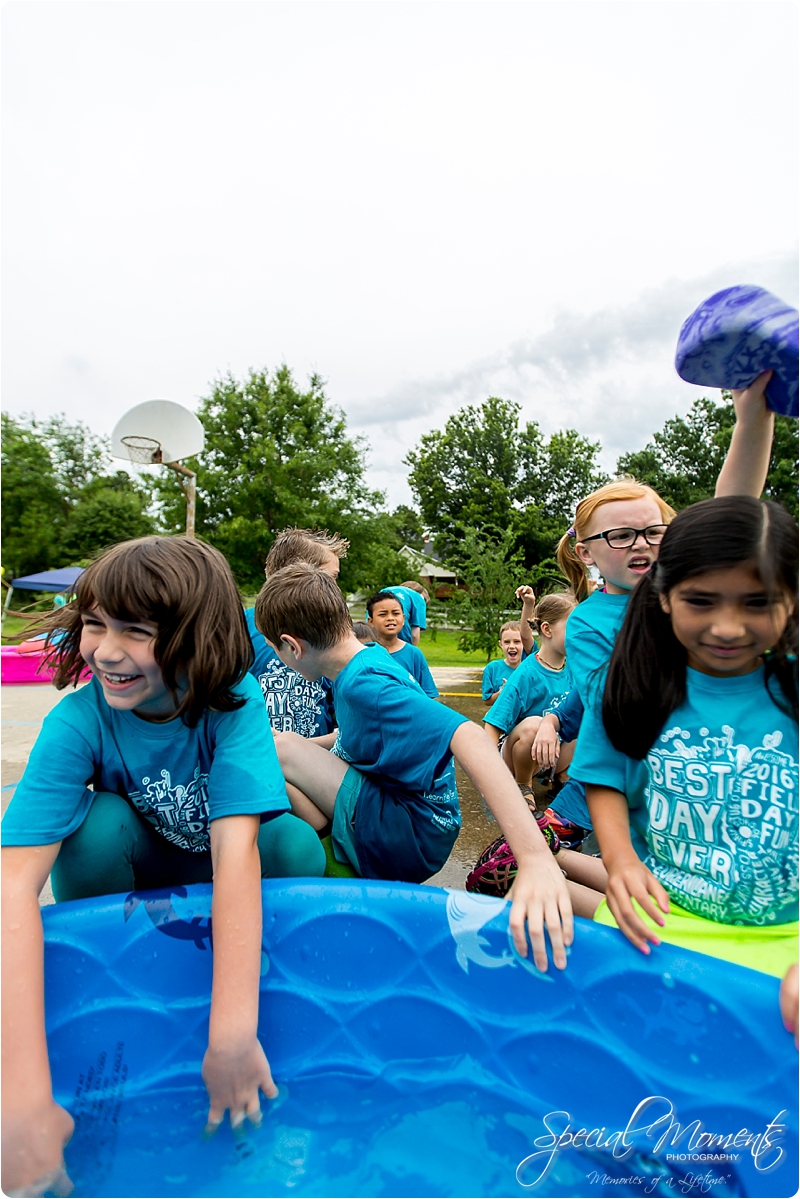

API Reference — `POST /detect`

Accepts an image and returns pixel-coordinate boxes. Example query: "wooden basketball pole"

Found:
[167,461,197,537]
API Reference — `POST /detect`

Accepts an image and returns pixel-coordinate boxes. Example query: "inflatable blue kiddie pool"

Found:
[45,880,797,1198]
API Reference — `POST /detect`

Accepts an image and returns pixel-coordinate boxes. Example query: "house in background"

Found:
[398,545,460,599]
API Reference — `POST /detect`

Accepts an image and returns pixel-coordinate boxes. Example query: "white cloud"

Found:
[350,253,798,504]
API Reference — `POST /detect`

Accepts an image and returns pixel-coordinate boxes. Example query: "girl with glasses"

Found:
[556,370,776,711]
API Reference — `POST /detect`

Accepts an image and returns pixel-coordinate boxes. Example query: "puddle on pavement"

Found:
[426,689,500,889]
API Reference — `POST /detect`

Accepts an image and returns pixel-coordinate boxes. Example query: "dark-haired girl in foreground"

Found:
[570,497,798,1003]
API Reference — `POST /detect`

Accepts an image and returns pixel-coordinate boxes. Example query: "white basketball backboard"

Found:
[111,400,205,464]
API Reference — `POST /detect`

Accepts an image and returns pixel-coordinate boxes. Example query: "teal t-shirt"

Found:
[484,654,573,735]
[564,590,630,708]
[331,645,466,882]
[570,666,798,926]
[482,658,520,702]
[2,674,290,853]
[390,642,439,698]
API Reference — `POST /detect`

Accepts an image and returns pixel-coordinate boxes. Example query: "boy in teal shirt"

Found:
[255,564,575,971]
[367,590,439,699]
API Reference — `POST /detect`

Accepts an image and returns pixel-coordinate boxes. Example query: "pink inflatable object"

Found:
[1,645,91,685]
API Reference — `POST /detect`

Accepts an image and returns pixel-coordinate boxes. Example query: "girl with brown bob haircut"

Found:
[2,537,326,1197]
[40,536,254,727]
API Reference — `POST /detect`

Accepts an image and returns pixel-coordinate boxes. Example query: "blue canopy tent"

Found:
[2,567,84,622]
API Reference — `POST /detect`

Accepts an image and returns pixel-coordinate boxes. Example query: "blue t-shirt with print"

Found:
[2,673,290,854]
[331,645,467,883]
[570,666,798,925]
[390,642,439,698]
[564,590,630,708]
[484,654,573,736]
[245,607,336,737]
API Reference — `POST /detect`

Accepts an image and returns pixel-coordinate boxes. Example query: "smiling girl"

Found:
[1,536,325,1197]
[572,496,798,978]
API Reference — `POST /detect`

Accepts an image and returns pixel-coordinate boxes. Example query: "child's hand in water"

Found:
[604,852,670,954]
[507,855,574,972]
[1,1098,74,1197]
[780,963,798,1047]
[202,1037,278,1133]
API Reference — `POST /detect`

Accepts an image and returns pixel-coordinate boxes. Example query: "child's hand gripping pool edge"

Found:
[449,722,574,971]
[202,814,280,1134]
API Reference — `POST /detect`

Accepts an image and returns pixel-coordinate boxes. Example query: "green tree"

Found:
[2,413,157,576]
[389,504,426,551]
[156,366,389,591]
[38,415,110,504]
[617,395,798,517]
[60,478,156,561]
[448,526,525,660]
[1,413,66,577]
[405,397,607,566]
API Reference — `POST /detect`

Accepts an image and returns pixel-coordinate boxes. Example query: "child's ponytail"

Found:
[529,591,577,635]
[556,533,593,602]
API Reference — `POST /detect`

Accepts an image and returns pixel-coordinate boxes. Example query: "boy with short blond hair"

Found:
[255,564,576,972]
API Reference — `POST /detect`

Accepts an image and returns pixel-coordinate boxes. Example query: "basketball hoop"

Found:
[121,435,163,465]
[112,402,205,537]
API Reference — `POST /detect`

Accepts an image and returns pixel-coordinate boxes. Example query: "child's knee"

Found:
[258,813,326,878]
[273,730,309,770]
[52,792,139,901]
[511,717,540,751]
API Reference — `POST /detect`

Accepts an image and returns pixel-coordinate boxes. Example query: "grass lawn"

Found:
[418,628,495,667]
[1,613,41,643]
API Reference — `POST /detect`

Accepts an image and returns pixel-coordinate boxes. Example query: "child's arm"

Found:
[450,721,573,971]
[2,844,75,1197]
[780,963,798,1047]
[715,370,774,499]
[532,712,561,771]
[310,731,338,749]
[586,784,670,953]
[515,586,536,655]
[203,814,277,1130]
[482,719,502,747]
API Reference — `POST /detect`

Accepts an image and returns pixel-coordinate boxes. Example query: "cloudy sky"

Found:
[3,1,797,507]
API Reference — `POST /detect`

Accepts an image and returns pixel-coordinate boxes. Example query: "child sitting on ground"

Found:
[484,593,576,792]
[256,564,582,970]
[246,527,347,743]
[367,590,439,698]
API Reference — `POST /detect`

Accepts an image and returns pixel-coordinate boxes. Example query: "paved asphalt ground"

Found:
[1,668,495,903]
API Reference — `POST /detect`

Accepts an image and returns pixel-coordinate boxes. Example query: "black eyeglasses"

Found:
[580,525,668,549]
